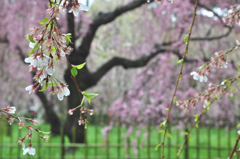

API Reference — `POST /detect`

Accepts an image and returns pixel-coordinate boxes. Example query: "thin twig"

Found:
[161,1,198,158]
[229,135,240,159]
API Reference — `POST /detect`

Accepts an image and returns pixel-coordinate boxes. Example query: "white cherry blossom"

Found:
[6,106,16,114]
[190,71,208,82]
[29,42,36,48]
[57,85,70,101]
[22,143,35,156]
[25,56,39,68]
[37,54,49,69]
[25,85,35,94]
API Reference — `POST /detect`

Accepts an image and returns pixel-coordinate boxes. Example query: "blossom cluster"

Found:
[0,106,50,155]
[24,0,89,101]
[176,76,239,110]
[222,5,240,26]
[190,50,231,82]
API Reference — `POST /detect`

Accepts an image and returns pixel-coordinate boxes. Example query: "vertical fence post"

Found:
[94,114,98,159]
[207,127,211,159]
[176,128,179,158]
[85,127,88,159]
[196,127,199,159]
[184,127,189,159]
[17,128,21,159]
[147,126,150,159]
[61,126,65,159]
[38,125,41,159]
[217,127,220,158]
[48,128,52,159]
[168,125,171,158]
[228,129,231,155]
[0,119,4,159]
[106,131,109,159]
[117,117,121,159]
[72,126,76,159]
[9,125,13,159]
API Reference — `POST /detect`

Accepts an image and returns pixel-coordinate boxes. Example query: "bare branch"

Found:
[78,0,148,58]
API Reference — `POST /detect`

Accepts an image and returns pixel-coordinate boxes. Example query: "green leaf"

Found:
[193,114,199,122]
[28,35,35,43]
[184,35,189,44]
[184,132,189,135]
[155,143,162,150]
[198,64,206,70]
[195,16,198,20]
[174,97,178,104]
[237,123,240,129]
[82,92,99,99]
[39,82,48,92]
[177,59,183,64]
[71,67,78,78]
[236,65,240,71]
[166,133,173,139]
[72,62,86,70]
[48,81,59,87]
[54,56,58,66]
[64,33,72,45]
[82,92,99,105]
[52,47,56,53]
[185,49,188,55]
[158,130,164,134]
[85,119,89,129]
[80,96,85,106]
[165,108,169,112]
[29,43,38,57]
[196,121,199,128]
[179,74,183,80]
[39,17,49,25]
[159,120,167,127]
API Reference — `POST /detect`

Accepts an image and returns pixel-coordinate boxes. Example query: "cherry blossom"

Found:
[57,84,70,101]
[6,106,16,114]
[23,143,35,156]
[69,0,89,16]
[190,71,208,82]
[68,109,74,115]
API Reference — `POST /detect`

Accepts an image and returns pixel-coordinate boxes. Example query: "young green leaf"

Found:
[174,97,178,104]
[155,143,162,150]
[28,35,35,43]
[72,62,86,70]
[39,82,48,92]
[184,34,189,44]
[29,43,38,57]
[198,64,206,70]
[48,81,59,87]
[54,56,58,66]
[71,67,78,78]
[158,130,164,134]
[166,133,173,139]
[82,92,99,104]
[80,96,85,106]
[159,120,167,127]
[39,17,49,25]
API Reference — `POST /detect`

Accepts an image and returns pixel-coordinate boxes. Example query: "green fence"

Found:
[0,116,238,159]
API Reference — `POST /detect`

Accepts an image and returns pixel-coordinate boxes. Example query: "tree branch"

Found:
[78,0,148,58]
[191,2,232,41]
[92,48,167,84]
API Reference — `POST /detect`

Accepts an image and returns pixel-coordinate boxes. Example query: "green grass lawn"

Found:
[0,121,238,159]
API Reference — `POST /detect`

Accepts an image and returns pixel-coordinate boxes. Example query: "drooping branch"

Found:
[78,0,148,58]
[16,45,61,135]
